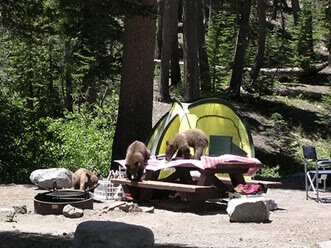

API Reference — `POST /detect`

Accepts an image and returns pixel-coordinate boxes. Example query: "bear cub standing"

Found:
[165,129,208,161]
[72,168,99,191]
[125,141,151,181]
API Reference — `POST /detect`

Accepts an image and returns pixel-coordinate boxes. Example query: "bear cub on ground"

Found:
[165,129,208,161]
[125,141,151,181]
[72,168,99,191]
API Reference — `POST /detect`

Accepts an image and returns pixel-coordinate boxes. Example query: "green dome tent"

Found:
[146,98,255,159]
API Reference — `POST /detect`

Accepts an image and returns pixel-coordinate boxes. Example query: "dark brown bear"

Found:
[72,168,99,191]
[165,129,208,161]
[125,141,151,181]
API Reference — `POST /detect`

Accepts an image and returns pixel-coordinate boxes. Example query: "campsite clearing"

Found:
[0,181,331,248]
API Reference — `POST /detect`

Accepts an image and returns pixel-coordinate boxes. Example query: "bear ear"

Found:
[166,141,169,146]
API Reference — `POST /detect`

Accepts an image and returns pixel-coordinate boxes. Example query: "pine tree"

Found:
[206,7,236,92]
[294,0,315,69]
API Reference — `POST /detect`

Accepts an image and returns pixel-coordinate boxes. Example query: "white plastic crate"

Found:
[94,169,126,200]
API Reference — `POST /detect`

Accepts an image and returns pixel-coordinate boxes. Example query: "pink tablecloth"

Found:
[145,154,263,176]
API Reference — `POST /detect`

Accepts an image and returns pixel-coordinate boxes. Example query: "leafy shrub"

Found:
[0,93,118,183]
[45,97,118,176]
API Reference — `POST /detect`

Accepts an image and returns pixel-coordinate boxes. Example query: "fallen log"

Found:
[244,62,329,78]
[154,59,330,78]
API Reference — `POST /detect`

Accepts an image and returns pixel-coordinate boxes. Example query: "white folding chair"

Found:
[303,145,331,202]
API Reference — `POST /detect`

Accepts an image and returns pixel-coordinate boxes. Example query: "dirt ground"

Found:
[0,182,331,248]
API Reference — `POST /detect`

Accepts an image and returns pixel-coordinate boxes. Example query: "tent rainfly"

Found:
[146,98,255,159]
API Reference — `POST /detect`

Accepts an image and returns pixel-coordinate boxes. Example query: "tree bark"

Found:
[170,29,181,86]
[197,0,211,93]
[229,0,251,97]
[159,0,179,102]
[63,39,73,112]
[291,0,300,25]
[155,0,164,59]
[327,4,331,66]
[111,0,157,169]
[182,0,199,101]
[250,0,266,84]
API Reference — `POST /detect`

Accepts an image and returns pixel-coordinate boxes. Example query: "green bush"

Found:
[0,94,118,183]
[45,107,115,176]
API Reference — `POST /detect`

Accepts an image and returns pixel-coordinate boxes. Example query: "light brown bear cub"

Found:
[125,141,151,181]
[72,168,99,191]
[165,129,208,161]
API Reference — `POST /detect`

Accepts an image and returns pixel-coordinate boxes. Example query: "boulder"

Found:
[226,197,270,223]
[73,221,154,248]
[63,205,84,218]
[30,168,73,189]
[0,208,15,222]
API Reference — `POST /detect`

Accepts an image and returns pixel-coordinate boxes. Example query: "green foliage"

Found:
[258,165,281,178]
[244,2,259,67]
[243,73,276,96]
[0,93,118,183]
[5,37,63,117]
[206,6,236,91]
[260,112,301,176]
[265,28,295,67]
[292,0,315,68]
[45,105,117,176]
[315,90,331,132]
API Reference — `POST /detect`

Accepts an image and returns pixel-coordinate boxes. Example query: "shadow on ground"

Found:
[0,231,199,248]
[0,231,73,248]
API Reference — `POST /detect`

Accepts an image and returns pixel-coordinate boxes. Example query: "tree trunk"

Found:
[170,29,181,86]
[159,0,179,102]
[250,0,266,84]
[155,0,164,59]
[111,0,157,169]
[327,4,331,66]
[64,39,73,112]
[229,0,251,97]
[291,0,300,25]
[182,0,199,101]
[197,0,211,93]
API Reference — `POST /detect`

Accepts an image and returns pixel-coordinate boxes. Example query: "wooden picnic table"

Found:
[111,159,264,208]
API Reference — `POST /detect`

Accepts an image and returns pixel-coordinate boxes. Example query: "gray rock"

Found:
[226,197,270,223]
[119,203,142,213]
[265,199,278,211]
[0,208,15,222]
[13,205,27,214]
[63,205,84,218]
[140,206,154,213]
[73,221,154,248]
[30,168,73,189]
